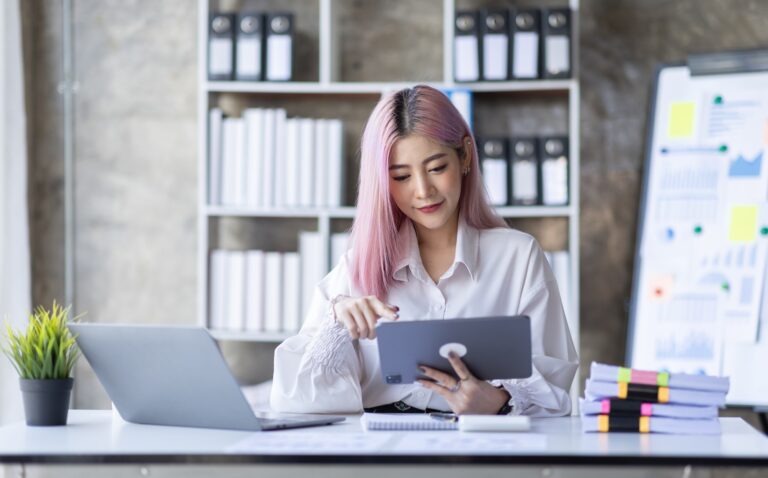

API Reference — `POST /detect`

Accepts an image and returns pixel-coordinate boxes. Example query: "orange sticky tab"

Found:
[658,386,670,403]
[598,415,610,432]
[639,416,650,433]
[618,382,628,399]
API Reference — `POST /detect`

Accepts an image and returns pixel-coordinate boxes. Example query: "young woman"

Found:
[270,85,578,416]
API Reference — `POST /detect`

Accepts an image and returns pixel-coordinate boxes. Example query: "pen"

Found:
[429,412,458,422]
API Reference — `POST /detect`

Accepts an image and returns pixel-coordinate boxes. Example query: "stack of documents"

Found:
[580,362,729,435]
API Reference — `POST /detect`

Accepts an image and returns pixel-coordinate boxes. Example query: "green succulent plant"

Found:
[2,301,81,380]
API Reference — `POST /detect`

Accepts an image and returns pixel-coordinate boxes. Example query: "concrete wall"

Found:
[22,0,768,432]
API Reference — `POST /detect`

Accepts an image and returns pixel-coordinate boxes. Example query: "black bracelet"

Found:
[497,402,513,415]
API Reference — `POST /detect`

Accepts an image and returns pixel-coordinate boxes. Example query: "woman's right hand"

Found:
[332,296,399,340]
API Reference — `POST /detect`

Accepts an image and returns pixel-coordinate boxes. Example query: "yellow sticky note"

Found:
[668,102,695,139]
[729,206,758,241]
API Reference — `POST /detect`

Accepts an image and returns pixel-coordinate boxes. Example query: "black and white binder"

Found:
[265,13,294,81]
[454,10,480,82]
[480,9,508,81]
[510,9,541,79]
[208,13,235,81]
[235,13,264,81]
[540,136,569,206]
[542,8,572,79]
[510,137,540,205]
[480,138,509,206]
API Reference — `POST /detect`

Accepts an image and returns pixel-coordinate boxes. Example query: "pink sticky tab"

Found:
[631,370,658,386]
[601,400,610,414]
[641,403,653,416]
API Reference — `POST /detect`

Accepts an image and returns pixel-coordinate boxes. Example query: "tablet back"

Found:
[375,316,532,384]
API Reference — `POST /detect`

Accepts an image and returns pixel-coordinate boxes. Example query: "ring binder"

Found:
[454,11,480,82]
[265,13,294,81]
[542,8,572,79]
[480,9,509,81]
[510,9,541,79]
[235,13,265,81]
[510,137,540,206]
[208,13,235,81]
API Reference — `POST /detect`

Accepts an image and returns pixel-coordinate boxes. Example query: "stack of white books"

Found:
[209,231,353,335]
[543,250,572,318]
[208,108,345,209]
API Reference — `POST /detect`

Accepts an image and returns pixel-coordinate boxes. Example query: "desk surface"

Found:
[0,411,767,466]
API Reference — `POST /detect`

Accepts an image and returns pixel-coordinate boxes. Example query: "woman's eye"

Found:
[392,175,410,182]
[430,165,447,173]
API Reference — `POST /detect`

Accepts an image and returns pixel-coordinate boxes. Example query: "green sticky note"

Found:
[657,372,669,387]
[617,367,631,383]
[729,206,758,241]
[668,102,696,139]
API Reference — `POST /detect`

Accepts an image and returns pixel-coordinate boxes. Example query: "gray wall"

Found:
[22,0,768,432]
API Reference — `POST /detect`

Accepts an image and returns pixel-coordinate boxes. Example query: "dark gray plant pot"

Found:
[19,378,73,426]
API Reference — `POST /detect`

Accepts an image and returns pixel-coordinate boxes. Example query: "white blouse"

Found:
[270,217,579,416]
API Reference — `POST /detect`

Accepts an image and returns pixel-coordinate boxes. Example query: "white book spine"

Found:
[282,252,301,333]
[232,118,246,207]
[327,119,344,207]
[220,118,237,206]
[284,119,300,207]
[264,252,283,333]
[244,250,265,332]
[482,159,508,206]
[273,109,288,208]
[209,249,229,330]
[298,118,315,207]
[226,250,246,331]
[314,119,329,207]
[208,108,223,205]
[300,231,324,319]
[261,109,277,208]
[331,232,350,269]
[244,109,264,208]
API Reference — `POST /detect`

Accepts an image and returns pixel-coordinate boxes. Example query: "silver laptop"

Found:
[70,324,344,431]
[375,315,532,384]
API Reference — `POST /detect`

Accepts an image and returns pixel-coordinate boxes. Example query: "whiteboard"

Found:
[627,59,768,408]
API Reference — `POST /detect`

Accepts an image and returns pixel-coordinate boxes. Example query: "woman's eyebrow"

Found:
[389,152,447,170]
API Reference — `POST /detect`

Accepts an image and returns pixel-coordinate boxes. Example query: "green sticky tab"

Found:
[617,367,631,383]
[761,227,768,236]
[719,144,728,153]
[714,95,723,104]
[657,372,669,387]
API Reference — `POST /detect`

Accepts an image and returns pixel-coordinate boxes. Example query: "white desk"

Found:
[0,411,767,467]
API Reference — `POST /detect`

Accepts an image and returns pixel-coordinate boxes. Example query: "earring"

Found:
[463,167,470,176]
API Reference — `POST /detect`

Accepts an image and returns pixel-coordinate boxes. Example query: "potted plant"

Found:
[2,302,81,426]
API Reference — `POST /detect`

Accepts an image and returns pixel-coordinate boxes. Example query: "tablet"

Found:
[375,315,532,384]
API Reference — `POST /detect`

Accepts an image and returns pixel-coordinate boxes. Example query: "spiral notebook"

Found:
[360,413,458,431]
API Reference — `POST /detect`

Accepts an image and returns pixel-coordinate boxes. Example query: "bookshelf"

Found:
[197,0,581,358]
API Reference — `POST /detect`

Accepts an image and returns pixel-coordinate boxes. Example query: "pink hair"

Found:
[349,85,507,299]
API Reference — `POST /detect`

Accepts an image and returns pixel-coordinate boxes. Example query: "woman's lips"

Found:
[417,201,444,213]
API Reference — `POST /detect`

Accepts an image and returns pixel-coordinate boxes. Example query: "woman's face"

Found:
[388,134,471,234]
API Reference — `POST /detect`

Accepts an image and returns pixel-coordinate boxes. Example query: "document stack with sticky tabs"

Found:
[580,362,729,435]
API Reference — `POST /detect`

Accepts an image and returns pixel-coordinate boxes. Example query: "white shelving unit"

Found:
[197,0,580,356]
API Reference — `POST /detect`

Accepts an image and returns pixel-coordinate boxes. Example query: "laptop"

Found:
[70,324,345,431]
[375,315,532,384]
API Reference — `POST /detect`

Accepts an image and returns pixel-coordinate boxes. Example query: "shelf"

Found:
[209,329,293,343]
[204,205,573,219]
[206,80,575,95]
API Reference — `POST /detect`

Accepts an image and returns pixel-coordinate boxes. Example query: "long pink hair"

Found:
[349,85,506,299]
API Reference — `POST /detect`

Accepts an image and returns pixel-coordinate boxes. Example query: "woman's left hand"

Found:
[417,352,511,415]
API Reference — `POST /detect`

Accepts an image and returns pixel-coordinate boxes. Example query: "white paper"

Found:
[513,32,538,78]
[542,157,568,205]
[482,159,508,205]
[482,34,508,80]
[228,432,392,454]
[209,38,232,76]
[391,433,547,453]
[236,38,261,78]
[454,36,479,82]
[512,159,538,203]
[545,36,569,76]
[267,35,292,81]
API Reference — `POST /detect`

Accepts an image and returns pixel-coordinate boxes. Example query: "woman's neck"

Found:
[413,212,459,251]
